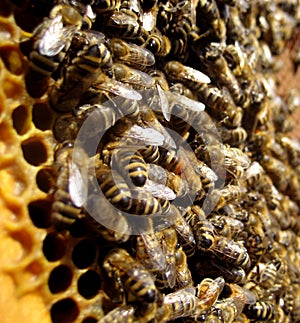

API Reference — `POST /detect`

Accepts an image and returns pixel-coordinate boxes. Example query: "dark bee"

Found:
[128,189,162,215]
[49,30,113,112]
[210,214,245,240]
[139,145,160,163]
[244,301,275,321]
[110,148,148,187]
[95,164,132,211]
[143,31,172,57]
[102,248,160,303]
[219,126,247,146]
[50,141,88,229]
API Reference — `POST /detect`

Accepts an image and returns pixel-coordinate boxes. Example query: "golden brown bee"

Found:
[127,189,162,215]
[50,141,88,229]
[175,246,194,288]
[244,301,275,321]
[280,135,300,168]
[102,248,160,303]
[210,214,244,240]
[209,184,243,211]
[155,228,177,289]
[139,145,160,163]
[136,233,166,272]
[144,32,172,58]
[93,0,121,15]
[219,126,248,146]
[109,38,155,70]
[98,305,135,323]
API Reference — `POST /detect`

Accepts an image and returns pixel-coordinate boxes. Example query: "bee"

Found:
[143,31,171,57]
[102,248,160,303]
[218,126,247,146]
[201,43,245,106]
[50,141,88,229]
[49,31,115,112]
[139,145,160,163]
[156,288,200,321]
[109,38,155,70]
[110,148,148,187]
[127,189,162,216]
[257,259,282,289]
[98,305,135,323]
[155,228,178,289]
[244,301,275,321]
[163,61,211,94]
[209,184,243,211]
[25,13,75,98]
[195,0,226,42]
[196,276,226,313]
[147,163,190,198]
[105,11,149,41]
[195,160,218,192]
[280,135,300,168]
[112,63,155,89]
[95,164,132,211]
[119,0,143,19]
[92,0,121,16]
[166,205,196,257]
[136,233,166,272]
[175,246,194,288]
[209,215,244,240]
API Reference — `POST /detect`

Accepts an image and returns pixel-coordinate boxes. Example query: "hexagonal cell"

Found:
[72,239,97,269]
[42,232,67,262]
[77,270,102,300]
[0,44,25,75]
[36,166,56,193]
[48,265,73,294]
[12,105,31,135]
[50,298,79,323]
[21,137,48,166]
[28,199,52,229]
[82,317,97,323]
[32,102,55,131]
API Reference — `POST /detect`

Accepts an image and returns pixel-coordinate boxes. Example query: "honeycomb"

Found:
[0,1,300,323]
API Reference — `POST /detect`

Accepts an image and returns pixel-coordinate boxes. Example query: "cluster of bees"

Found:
[6,0,300,321]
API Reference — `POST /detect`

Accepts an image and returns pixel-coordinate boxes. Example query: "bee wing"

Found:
[139,233,167,271]
[170,91,205,113]
[94,79,142,101]
[119,65,155,88]
[157,84,171,121]
[38,15,75,56]
[142,10,157,32]
[127,42,155,66]
[124,124,165,146]
[110,11,137,24]
[160,236,176,288]
[142,179,176,200]
[179,64,211,84]
[68,151,89,208]
[197,277,225,310]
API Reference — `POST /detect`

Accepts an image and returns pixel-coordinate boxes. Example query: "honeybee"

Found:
[209,184,244,211]
[166,205,196,257]
[83,194,131,242]
[25,13,75,98]
[155,228,178,289]
[92,0,121,15]
[49,31,115,112]
[163,61,211,93]
[136,233,166,272]
[105,11,149,41]
[102,248,160,303]
[244,301,275,321]
[95,164,132,211]
[196,276,225,313]
[143,31,171,57]
[175,246,194,288]
[110,148,148,187]
[210,214,244,240]
[195,0,226,42]
[147,163,190,198]
[50,141,89,229]
[218,126,247,146]
[194,160,218,192]
[280,135,300,168]
[109,38,155,69]
[257,259,282,289]
[155,288,200,322]
[127,189,162,215]
[112,63,155,89]
[98,305,135,323]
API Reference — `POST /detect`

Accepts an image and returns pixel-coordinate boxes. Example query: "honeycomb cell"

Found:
[71,239,97,269]
[50,298,79,323]
[77,270,102,300]
[82,317,98,323]
[12,105,31,135]
[9,227,34,255]
[21,137,48,166]
[36,167,56,193]
[48,265,73,294]
[32,102,55,131]
[0,44,24,75]
[42,232,67,262]
[28,199,52,228]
